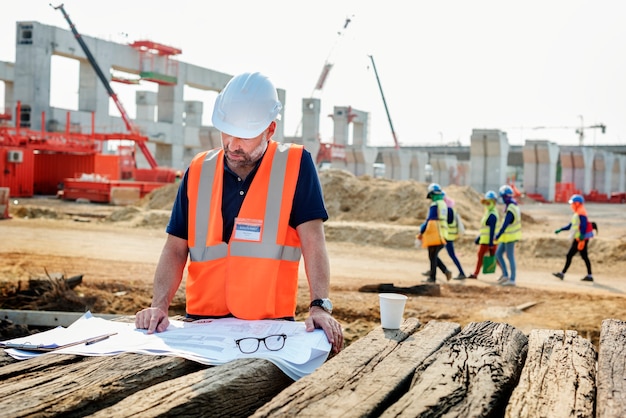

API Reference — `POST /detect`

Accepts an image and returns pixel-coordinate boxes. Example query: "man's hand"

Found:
[305,307,343,353]
[135,307,169,334]
[489,245,495,256]
[554,229,561,234]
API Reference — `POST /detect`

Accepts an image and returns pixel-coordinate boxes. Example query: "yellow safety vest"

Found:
[445,207,458,241]
[498,204,522,243]
[479,207,499,244]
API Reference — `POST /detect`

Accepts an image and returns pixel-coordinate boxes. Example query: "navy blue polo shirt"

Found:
[166,147,328,242]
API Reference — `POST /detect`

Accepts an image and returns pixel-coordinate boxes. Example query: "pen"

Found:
[85,333,117,346]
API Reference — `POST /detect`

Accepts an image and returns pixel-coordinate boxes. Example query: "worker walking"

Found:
[443,195,467,280]
[467,191,499,279]
[418,183,452,283]
[553,194,595,282]
[494,185,521,286]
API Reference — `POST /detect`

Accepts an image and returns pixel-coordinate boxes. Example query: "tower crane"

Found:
[532,116,606,146]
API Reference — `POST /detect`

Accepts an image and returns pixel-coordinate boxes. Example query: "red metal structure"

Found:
[131,40,181,86]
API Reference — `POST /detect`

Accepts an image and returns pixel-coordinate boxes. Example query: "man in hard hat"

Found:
[494,185,522,286]
[552,194,595,282]
[135,72,343,353]
[467,191,499,279]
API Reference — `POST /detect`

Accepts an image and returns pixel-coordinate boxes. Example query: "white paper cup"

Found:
[379,293,408,329]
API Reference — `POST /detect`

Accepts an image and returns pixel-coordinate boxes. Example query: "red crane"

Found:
[51,3,159,169]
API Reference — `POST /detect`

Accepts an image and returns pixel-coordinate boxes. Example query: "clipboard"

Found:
[0,332,117,352]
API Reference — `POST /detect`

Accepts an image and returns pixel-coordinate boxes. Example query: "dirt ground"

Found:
[1,169,625,348]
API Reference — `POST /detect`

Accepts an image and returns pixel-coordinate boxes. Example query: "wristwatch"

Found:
[309,298,333,314]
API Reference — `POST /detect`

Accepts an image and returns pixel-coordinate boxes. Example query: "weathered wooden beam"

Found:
[0,309,122,327]
[505,329,596,418]
[0,354,204,417]
[596,318,626,418]
[90,358,293,417]
[253,318,460,417]
[383,321,528,417]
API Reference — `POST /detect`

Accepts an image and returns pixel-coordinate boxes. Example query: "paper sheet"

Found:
[1,312,331,380]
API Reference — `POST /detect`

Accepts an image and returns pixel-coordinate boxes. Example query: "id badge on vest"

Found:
[233,218,263,242]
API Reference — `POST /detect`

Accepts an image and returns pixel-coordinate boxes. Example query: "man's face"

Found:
[220,122,275,170]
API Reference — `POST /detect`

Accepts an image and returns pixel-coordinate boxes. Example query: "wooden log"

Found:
[383,321,528,417]
[358,282,441,296]
[596,318,626,418]
[91,358,293,417]
[0,354,204,417]
[505,329,596,418]
[253,318,460,417]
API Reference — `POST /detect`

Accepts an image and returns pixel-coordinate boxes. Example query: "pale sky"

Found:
[1,0,625,147]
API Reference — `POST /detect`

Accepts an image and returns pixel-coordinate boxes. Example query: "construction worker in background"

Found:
[494,185,522,286]
[553,194,595,282]
[443,194,467,280]
[418,183,453,283]
[467,191,499,279]
[135,72,343,353]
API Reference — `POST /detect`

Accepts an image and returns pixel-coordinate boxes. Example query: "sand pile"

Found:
[126,168,514,232]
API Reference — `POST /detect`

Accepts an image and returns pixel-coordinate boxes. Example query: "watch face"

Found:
[311,298,332,313]
[321,299,333,311]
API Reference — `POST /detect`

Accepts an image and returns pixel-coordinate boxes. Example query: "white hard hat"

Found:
[211,72,282,139]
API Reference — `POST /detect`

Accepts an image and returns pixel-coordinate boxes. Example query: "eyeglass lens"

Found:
[236,334,286,354]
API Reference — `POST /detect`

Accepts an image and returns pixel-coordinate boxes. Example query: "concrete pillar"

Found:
[615,155,626,194]
[592,150,616,196]
[275,88,285,142]
[301,98,321,164]
[377,148,412,180]
[456,161,471,186]
[3,81,14,116]
[430,154,459,187]
[470,129,509,193]
[522,140,559,202]
[332,106,351,146]
[348,145,377,176]
[381,148,400,179]
[157,84,184,125]
[14,22,54,130]
[184,100,203,127]
[409,151,429,182]
[136,91,157,122]
[559,146,594,194]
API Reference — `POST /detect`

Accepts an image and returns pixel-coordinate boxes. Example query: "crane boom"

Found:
[368,55,399,149]
[51,3,159,169]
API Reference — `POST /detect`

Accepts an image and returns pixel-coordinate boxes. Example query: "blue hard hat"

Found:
[426,183,443,198]
[427,183,442,194]
[568,194,584,204]
[499,185,514,197]
[484,190,498,201]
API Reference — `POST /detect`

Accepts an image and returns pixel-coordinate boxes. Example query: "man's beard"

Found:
[224,134,267,169]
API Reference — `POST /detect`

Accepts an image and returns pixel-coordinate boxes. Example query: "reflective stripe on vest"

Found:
[433,200,448,238]
[190,143,301,263]
[498,204,521,243]
[446,207,458,241]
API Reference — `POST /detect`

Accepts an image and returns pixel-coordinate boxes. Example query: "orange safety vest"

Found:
[186,141,304,319]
